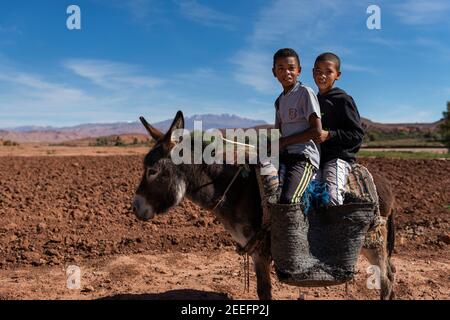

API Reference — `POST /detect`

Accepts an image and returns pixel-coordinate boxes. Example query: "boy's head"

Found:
[272,48,301,91]
[313,52,341,94]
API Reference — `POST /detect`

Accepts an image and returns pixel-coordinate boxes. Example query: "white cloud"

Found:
[367,105,438,123]
[0,66,101,127]
[0,60,171,127]
[232,51,277,93]
[175,67,217,81]
[176,0,238,30]
[249,0,343,46]
[0,58,248,127]
[126,0,157,20]
[232,0,356,92]
[344,64,377,74]
[414,37,450,58]
[230,0,450,95]
[391,0,450,25]
[231,0,449,93]
[367,37,406,49]
[63,59,165,90]
[92,0,166,27]
[0,71,91,105]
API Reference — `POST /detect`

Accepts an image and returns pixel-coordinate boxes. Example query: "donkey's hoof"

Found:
[381,285,395,300]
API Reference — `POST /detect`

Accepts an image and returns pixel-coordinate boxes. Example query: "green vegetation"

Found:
[439,102,450,150]
[364,102,450,150]
[358,150,450,159]
[363,130,443,147]
[93,137,109,146]
[114,136,125,147]
[89,136,153,147]
[1,140,19,146]
[363,138,443,148]
[364,138,444,148]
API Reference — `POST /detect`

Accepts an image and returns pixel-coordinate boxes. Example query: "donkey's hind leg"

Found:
[361,238,395,300]
[251,238,272,300]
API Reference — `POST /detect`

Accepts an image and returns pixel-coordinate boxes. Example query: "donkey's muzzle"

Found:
[133,195,155,221]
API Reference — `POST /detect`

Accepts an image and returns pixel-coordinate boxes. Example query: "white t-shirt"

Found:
[275,82,321,169]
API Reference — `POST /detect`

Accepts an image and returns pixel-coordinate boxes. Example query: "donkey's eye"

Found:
[146,168,159,181]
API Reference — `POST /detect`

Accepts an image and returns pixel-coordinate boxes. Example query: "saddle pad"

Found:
[345,163,379,209]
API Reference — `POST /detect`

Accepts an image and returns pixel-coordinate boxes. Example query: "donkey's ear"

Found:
[140,116,164,141]
[168,111,185,132]
[162,111,185,144]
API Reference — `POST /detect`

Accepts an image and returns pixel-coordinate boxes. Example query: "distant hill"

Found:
[154,114,266,132]
[0,114,268,143]
[253,118,444,132]
[360,118,444,133]
[0,114,445,145]
[253,117,445,148]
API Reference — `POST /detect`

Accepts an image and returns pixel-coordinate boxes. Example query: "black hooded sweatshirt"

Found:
[317,87,364,166]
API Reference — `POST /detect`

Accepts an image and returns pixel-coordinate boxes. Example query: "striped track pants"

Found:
[279,157,316,204]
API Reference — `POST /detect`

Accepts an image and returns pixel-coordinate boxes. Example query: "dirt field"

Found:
[0,151,449,300]
[0,144,150,157]
[362,148,448,154]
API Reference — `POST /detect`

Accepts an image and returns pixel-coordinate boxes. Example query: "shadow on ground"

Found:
[98,289,232,300]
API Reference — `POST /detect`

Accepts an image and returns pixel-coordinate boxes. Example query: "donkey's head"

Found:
[133,111,187,221]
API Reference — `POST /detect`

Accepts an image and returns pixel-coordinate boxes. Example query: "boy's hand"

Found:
[314,130,330,144]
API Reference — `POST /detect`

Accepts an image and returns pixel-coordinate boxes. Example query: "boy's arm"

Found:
[315,98,364,147]
[275,109,281,131]
[279,113,321,150]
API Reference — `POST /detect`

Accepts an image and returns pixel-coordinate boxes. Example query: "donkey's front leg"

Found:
[252,247,272,300]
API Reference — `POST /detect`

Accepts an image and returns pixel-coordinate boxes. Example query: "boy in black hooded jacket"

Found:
[312,52,365,205]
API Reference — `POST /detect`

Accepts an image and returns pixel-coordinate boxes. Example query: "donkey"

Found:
[132,111,396,300]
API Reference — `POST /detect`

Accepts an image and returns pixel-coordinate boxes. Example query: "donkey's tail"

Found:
[387,211,395,257]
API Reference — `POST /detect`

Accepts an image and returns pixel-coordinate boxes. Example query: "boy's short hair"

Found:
[273,48,300,67]
[314,52,341,72]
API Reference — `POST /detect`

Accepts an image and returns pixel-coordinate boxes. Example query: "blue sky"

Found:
[0,0,449,128]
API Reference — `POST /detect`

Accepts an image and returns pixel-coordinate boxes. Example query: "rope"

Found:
[242,254,250,293]
[220,136,256,148]
[212,167,243,211]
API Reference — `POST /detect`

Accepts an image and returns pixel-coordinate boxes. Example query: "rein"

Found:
[191,136,256,200]
[190,166,244,210]
[212,167,243,211]
[191,180,216,194]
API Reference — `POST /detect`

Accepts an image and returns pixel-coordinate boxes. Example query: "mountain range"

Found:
[0,114,267,143]
[0,113,444,143]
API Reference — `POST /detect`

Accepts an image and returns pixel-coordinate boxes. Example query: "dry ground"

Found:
[0,146,449,300]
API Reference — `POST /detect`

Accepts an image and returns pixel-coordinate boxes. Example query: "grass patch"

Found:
[358,150,450,159]
[89,136,153,147]
[363,139,444,148]
[1,140,19,146]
